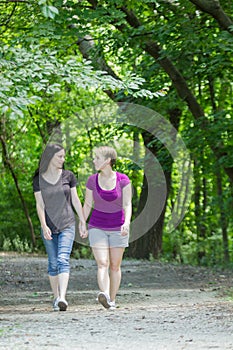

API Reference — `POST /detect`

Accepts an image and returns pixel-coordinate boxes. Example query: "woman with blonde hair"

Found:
[83,146,132,310]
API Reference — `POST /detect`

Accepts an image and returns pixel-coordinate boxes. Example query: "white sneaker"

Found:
[109,301,116,310]
[97,292,111,309]
[53,297,60,312]
[58,298,68,311]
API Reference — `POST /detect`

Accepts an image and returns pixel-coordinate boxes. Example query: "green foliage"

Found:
[0,0,233,267]
[72,245,93,260]
[2,235,31,253]
[0,45,156,118]
[162,227,229,267]
[38,0,59,19]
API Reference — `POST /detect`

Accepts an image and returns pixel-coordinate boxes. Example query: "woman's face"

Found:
[93,152,109,171]
[50,149,65,169]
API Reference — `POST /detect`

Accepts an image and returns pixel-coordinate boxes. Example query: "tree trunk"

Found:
[128,108,181,259]
[207,75,230,264]
[215,166,229,264]
[128,170,170,259]
[193,158,207,263]
[0,129,36,248]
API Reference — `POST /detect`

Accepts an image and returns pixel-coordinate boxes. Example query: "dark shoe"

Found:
[98,292,111,309]
[58,299,68,311]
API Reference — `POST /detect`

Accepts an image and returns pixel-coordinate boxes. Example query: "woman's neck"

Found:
[98,167,116,190]
[99,166,115,178]
[44,165,62,176]
[42,166,62,185]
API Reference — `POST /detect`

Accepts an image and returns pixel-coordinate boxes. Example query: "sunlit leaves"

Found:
[0,45,155,117]
[38,0,59,19]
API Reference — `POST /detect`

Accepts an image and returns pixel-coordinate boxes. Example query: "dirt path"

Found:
[0,253,233,350]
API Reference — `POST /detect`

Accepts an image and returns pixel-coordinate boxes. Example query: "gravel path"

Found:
[0,253,233,349]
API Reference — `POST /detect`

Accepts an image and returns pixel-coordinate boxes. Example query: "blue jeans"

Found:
[41,225,75,276]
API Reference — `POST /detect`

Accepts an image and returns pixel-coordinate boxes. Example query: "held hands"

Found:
[121,223,130,236]
[79,221,88,239]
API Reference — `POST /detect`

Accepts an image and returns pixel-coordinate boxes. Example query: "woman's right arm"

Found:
[34,192,52,240]
[83,188,93,221]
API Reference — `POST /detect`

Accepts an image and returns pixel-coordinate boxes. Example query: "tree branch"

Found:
[85,2,233,182]
[77,35,123,101]
[189,0,233,34]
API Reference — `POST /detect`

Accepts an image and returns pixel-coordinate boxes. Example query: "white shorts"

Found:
[89,228,129,248]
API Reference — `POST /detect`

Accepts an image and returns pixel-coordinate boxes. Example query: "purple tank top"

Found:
[86,172,130,230]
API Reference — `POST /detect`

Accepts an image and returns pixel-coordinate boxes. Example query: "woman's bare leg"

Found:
[48,275,59,299]
[58,272,69,300]
[109,247,125,302]
[92,247,110,295]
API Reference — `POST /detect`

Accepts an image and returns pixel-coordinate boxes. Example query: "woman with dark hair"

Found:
[83,146,132,310]
[33,144,87,311]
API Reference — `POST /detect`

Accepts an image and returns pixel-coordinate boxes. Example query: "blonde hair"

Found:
[95,146,117,167]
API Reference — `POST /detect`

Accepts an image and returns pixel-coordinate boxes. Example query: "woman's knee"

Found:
[57,254,70,273]
[97,259,109,269]
[48,260,58,275]
[110,262,121,272]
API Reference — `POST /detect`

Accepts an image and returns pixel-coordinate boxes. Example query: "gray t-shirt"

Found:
[33,169,77,233]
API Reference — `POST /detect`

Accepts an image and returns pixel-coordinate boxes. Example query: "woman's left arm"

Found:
[121,183,132,236]
[71,187,88,238]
